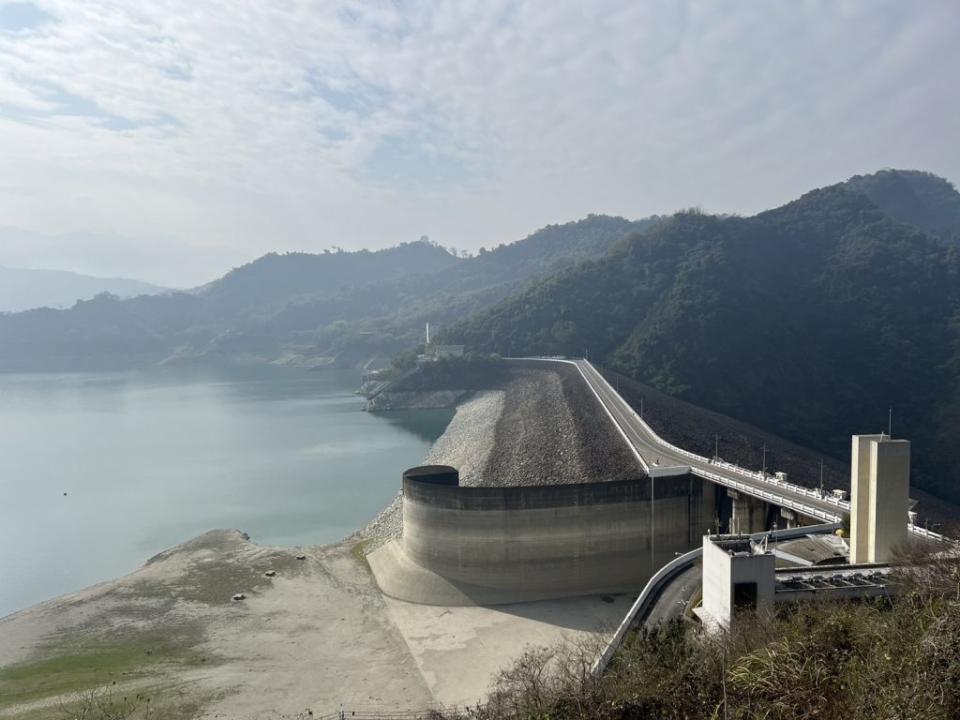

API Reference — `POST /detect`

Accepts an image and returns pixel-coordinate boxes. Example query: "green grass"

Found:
[349,538,374,571]
[0,636,206,712]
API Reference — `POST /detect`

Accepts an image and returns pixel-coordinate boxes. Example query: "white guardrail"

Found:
[589,522,842,677]
[509,357,949,544]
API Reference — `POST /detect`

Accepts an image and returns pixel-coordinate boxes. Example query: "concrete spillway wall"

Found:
[370,466,717,605]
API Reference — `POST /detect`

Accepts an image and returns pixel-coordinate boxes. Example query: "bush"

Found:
[452,550,960,720]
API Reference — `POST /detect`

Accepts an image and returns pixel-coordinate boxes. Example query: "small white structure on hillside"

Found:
[419,322,465,362]
[433,345,465,359]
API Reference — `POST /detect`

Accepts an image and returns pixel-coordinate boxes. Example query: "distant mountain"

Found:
[443,175,960,505]
[206,215,657,366]
[845,169,960,240]
[0,218,650,371]
[0,266,167,313]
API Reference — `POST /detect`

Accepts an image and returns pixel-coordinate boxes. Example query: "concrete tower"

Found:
[850,434,910,564]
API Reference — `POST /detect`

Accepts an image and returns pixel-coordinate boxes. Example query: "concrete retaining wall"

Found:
[376,470,716,604]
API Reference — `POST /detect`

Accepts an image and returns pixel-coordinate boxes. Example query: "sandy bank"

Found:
[0,373,631,717]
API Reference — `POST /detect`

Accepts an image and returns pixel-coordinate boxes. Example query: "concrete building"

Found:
[697,532,894,631]
[850,434,910,564]
[433,344,465,359]
[369,465,716,605]
[699,535,776,631]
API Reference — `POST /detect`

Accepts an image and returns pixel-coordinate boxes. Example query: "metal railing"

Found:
[510,357,952,544]
[589,522,842,678]
[311,707,447,720]
[573,359,846,522]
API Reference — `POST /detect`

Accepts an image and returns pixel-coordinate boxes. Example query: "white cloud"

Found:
[0,0,957,284]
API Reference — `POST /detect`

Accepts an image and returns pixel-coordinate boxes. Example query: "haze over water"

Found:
[0,368,451,617]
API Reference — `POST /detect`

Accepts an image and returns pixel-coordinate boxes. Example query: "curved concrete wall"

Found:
[389,470,715,602]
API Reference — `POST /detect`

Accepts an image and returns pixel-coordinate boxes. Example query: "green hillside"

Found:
[0,216,648,371]
[443,175,960,504]
[845,169,960,240]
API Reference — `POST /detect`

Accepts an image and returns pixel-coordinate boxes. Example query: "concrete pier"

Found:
[728,489,769,534]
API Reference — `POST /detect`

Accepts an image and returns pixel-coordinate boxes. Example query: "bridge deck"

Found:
[512,357,947,543]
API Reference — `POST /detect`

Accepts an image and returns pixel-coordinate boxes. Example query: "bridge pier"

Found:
[728,489,769,534]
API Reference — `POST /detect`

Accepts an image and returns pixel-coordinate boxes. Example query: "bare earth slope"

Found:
[0,530,434,719]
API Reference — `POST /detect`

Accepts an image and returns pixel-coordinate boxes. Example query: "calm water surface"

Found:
[0,368,451,617]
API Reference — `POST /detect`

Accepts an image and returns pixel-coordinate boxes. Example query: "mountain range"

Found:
[442,169,960,504]
[1,168,959,505]
[0,266,167,313]
[0,216,652,371]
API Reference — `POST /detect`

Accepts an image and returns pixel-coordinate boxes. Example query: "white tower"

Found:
[425,322,431,346]
[850,434,910,564]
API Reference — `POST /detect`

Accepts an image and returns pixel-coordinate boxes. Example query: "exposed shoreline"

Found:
[0,371,629,717]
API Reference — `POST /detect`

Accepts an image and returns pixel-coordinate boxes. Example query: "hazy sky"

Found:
[1,0,958,286]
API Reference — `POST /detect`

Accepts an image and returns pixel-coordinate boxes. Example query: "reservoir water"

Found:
[0,368,452,618]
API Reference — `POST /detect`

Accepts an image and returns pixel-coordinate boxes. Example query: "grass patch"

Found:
[349,539,374,570]
[0,635,207,712]
[144,549,307,606]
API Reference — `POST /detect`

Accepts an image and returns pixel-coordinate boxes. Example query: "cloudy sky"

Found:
[0,0,958,286]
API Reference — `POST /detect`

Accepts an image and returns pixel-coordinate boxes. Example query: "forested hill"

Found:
[0,215,649,371]
[844,169,960,240]
[443,178,960,504]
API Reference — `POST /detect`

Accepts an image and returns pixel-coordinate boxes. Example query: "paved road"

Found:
[572,359,846,523]
[642,564,700,627]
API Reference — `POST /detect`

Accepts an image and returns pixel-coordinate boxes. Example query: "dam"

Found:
[369,358,940,606]
[369,464,716,605]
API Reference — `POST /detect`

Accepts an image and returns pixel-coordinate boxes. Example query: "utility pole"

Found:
[650,472,656,575]
[714,433,719,461]
[640,396,644,419]
[888,406,893,438]
[819,458,824,495]
[761,443,767,477]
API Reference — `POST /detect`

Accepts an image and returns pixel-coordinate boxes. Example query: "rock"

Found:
[364,389,468,411]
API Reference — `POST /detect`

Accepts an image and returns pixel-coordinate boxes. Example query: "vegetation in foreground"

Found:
[463,549,960,720]
[10,549,959,719]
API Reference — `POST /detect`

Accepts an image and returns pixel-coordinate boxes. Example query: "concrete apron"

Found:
[369,539,647,606]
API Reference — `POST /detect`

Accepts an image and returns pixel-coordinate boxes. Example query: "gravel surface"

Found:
[483,365,639,486]
[356,390,506,546]
[423,390,505,484]
[357,362,641,547]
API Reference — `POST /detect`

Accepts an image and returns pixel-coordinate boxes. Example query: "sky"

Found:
[0,0,958,287]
